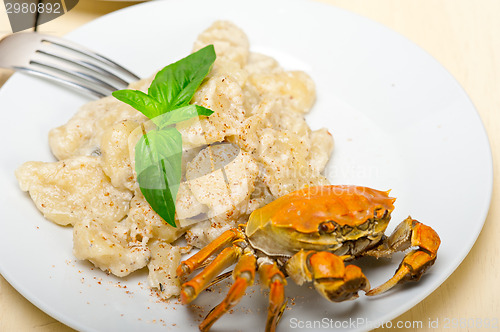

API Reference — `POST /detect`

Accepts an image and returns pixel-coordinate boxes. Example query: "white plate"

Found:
[0,0,493,331]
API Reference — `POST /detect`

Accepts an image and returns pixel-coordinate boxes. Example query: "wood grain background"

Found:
[1,0,498,331]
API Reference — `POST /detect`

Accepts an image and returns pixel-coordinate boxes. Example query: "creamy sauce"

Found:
[15,21,334,299]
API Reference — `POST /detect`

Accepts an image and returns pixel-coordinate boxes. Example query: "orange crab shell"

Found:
[178,184,440,331]
[247,185,396,236]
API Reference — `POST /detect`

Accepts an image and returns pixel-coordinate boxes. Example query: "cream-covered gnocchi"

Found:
[15,21,334,299]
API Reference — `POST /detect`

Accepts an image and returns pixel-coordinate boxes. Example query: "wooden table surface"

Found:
[1,0,498,331]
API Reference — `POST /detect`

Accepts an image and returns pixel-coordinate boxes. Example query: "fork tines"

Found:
[0,33,140,98]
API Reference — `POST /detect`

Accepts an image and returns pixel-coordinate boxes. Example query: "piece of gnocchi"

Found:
[248,71,316,114]
[100,120,140,191]
[193,20,250,69]
[125,192,185,245]
[49,96,147,160]
[15,156,132,226]
[73,218,150,277]
[147,241,182,299]
[177,75,245,148]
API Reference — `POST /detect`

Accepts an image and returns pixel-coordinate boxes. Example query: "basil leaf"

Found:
[135,127,182,185]
[113,45,216,228]
[112,89,163,119]
[137,162,177,227]
[148,45,216,110]
[156,104,214,129]
[135,127,182,227]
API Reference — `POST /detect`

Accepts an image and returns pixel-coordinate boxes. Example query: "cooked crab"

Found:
[176,185,441,332]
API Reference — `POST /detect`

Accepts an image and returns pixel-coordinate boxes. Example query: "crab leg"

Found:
[286,250,370,302]
[365,217,441,296]
[199,253,257,332]
[259,261,287,332]
[180,244,243,304]
[177,228,243,278]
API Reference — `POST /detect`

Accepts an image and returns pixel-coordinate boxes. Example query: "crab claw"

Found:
[366,217,441,296]
[286,250,370,302]
[366,249,436,296]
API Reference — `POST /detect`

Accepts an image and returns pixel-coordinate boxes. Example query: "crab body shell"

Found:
[246,185,396,257]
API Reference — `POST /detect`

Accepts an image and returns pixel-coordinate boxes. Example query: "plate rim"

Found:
[0,0,493,331]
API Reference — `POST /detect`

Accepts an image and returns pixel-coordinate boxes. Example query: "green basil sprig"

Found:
[112,45,216,227]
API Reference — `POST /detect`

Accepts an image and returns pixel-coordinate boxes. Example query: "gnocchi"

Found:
[15,21,333,299]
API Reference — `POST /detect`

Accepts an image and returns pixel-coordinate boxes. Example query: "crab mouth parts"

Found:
[332,234,384,257]
[248,232,385,260]
[247,213,390,258]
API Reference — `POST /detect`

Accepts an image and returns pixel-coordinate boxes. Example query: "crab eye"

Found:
[318,221,336,233]
[374,208,388,219]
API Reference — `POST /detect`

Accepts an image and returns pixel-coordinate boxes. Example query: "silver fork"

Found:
[0,33,140,98]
